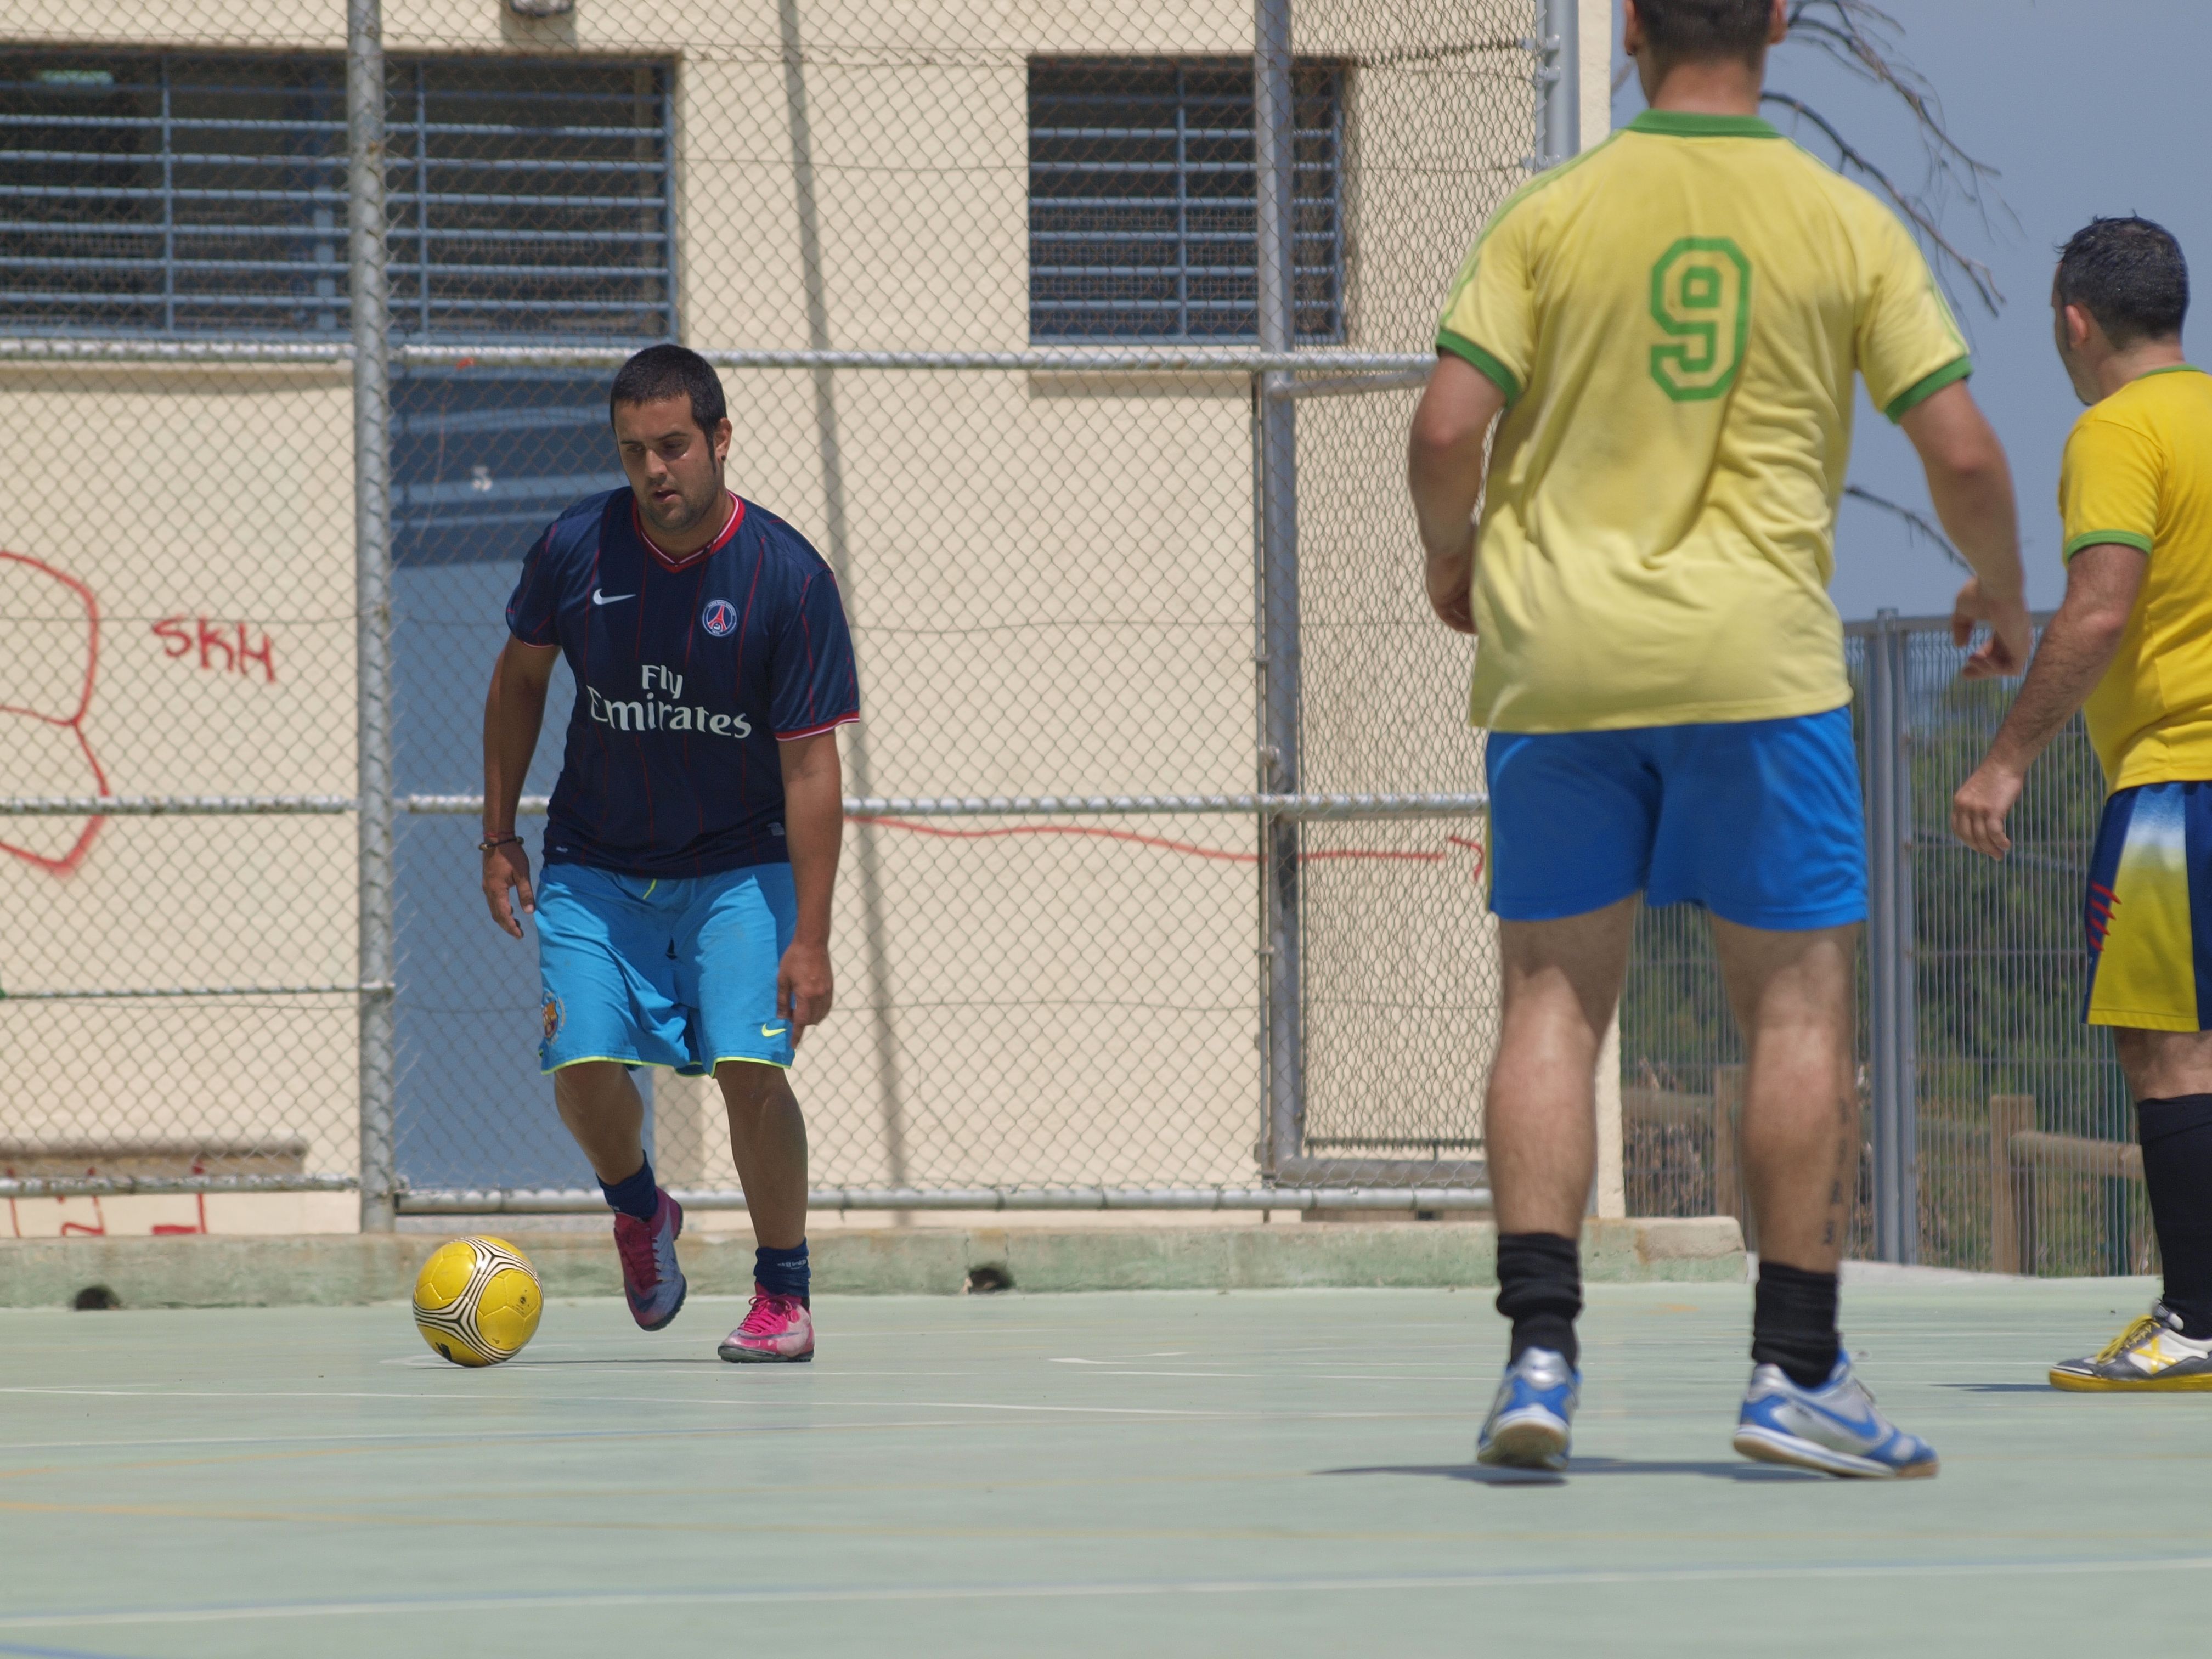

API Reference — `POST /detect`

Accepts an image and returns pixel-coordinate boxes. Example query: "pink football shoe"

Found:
[717,1284,814,1363]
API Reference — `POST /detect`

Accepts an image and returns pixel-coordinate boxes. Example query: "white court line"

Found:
[0,1386,1235,1419]
[0,1389,469,1402]
[903,1401,1227,1417]
[379,1356,969,1375]
[0,1419,1016,1458]
[21,1402,1437,1429]
[4,1554,2211,1630]
[0,1426,751,1454]
[1044,1359,1259,1378]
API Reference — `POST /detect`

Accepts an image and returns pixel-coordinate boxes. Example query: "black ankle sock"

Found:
[755,1240,811,1304]
[1496,1232,1582,1369]
[598,1156,658,1222]
[2138,1094,2212,1339]
[1751,1260,1839,1389]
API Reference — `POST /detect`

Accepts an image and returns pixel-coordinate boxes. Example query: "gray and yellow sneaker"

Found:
[2051,1303,2212,1392]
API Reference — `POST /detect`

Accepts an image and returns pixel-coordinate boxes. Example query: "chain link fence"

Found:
[1622,614,2145,1279]
[0,2,2143,1274]
[0,42,368,1236]
[1,0,1561,1229]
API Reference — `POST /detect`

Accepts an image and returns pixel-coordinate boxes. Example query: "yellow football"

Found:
[411,1236,543,1367]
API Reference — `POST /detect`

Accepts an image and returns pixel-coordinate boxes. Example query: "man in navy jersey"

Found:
[479,344,858,1363]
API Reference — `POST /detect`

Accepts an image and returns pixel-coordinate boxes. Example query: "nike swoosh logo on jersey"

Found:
[760,1024,788,1038]
[591,589,636,606]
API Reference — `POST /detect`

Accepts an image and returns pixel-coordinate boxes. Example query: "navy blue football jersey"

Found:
[505,488,859,877]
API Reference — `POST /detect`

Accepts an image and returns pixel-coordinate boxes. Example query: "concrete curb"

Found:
[0,1217,1745,1308]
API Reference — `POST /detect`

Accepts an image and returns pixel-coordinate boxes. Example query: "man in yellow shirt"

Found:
[1954,217,2212,1391]
[1409,0,2030,1477]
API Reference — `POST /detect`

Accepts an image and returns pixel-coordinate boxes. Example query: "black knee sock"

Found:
[2138,1094,2212,1339]
[1496,1232,1582,1369]
[1751,1260,1839,1389]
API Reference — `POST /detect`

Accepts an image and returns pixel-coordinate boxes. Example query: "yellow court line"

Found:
[0,1384,1474,1426]
[0,1402,1472,1472]
[0,1417,1147,1485]
[0,1496,2194,1552]
[9,1554,2212,1634]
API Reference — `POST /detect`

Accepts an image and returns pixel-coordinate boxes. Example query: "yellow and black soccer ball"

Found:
[412,1236,543,1367]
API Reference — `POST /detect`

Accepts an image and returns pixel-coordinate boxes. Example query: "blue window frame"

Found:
[0,50,675,341]
[1028,58,1344,343]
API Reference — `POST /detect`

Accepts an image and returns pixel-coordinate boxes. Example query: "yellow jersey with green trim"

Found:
[2060,364,2212,789]
[1436,109,1969,733]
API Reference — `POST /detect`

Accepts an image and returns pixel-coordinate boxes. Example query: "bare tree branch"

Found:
[1784,3,1986,172]
[1844,483,1965,570]
[1761,92,2002,314]
[1771,0,2013,313]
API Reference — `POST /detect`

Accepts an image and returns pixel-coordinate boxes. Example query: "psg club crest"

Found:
[700,598,737,637]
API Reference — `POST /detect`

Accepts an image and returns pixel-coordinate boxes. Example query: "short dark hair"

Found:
[608,343,727,437]
[1635,0,1773,65]
[2056,217,2189,346]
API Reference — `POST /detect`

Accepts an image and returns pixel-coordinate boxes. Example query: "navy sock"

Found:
[1496,1231,1581,1369]
[756,1240,810,1304]
[2139,1094,2212,1339]
[599,1157,659,1222]
[1752,1259,1840,1389]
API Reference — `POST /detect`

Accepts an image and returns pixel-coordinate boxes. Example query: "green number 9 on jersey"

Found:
[1649,236,1752,402]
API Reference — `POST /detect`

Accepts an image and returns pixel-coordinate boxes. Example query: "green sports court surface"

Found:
[0,1278,2202,1657]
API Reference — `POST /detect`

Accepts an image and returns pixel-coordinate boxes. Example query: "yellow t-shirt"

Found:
[1436,110,1970,733]
[2059,364,2212,788]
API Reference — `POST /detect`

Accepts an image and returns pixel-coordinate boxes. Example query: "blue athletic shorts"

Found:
[2083,779,2212,1031]
[534,862,799,1074]
[1483,707,1867,930]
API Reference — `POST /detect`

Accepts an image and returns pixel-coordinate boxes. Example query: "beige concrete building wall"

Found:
[0,365,362,1219]
[0,0,1534,1211]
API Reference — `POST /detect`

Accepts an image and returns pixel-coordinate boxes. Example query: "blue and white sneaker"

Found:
[1732,1353,1938,1479]
[1476,1347,1579,1471]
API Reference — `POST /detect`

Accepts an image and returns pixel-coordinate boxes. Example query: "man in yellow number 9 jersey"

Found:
[1407,0,2030,1478]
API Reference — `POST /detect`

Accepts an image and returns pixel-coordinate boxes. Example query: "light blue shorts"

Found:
[534,862,798,1075]
[1483,707,1868,931]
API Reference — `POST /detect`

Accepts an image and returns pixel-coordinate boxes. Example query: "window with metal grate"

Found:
[1028,58,1344,344]
[0,51,675,341]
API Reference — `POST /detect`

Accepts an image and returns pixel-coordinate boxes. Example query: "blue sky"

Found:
[1610,0,2212,619]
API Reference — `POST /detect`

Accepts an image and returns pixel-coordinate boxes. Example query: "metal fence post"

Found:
[779,0,907,1195]
[1254,0,1301,1177]
[1892,631,1918,1266]
[348,0,398,1232]
[1536,0,1580,169]
[1864,610,1917,1262]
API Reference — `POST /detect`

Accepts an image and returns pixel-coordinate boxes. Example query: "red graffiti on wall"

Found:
[0,550,107,875]
[152,616,277,682]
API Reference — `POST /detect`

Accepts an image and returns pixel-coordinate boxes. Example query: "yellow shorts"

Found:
[2084,780,2212,1031]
